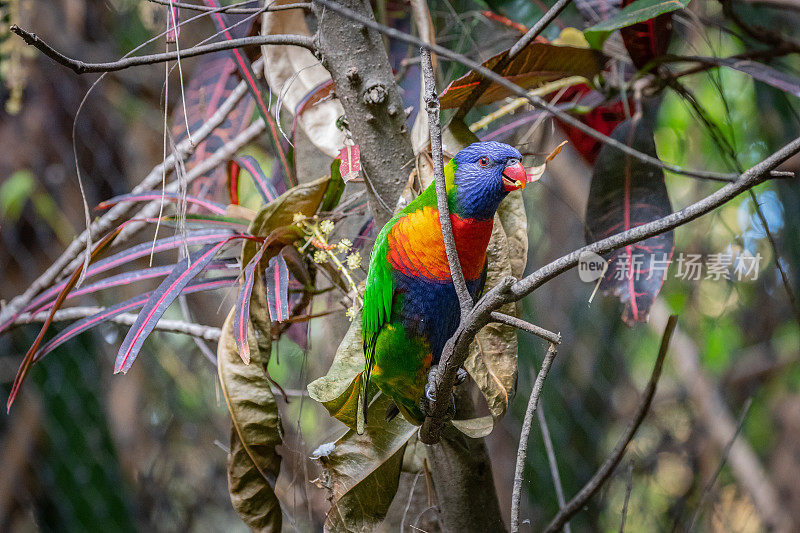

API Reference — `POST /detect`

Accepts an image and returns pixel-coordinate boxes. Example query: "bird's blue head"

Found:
[446,141,526,220]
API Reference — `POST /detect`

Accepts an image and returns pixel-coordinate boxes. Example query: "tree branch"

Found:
[310,0,783,183]
[311,0,414,226]
[542,315,677,532]
[10,25,314,74]
[538,408,572,533]
[420,133,800,444]
[145,0,311,13]
[421,47,473,317]
[510,343,558,533]
[14,307,222,341]
[490,311,561,344]
[0,80,249,331]
[454,0,573,120]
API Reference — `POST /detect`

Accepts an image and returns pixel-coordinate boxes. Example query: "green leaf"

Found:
[584,0,690,49]
[218,309,283,532]
[307,313,373,430]
[315,393,417,532]
[321,158,346,212]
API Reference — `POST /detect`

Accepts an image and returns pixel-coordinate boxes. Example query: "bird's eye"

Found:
[478,156,490,167]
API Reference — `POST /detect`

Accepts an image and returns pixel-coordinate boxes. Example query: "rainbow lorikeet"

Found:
[361,141,527,425]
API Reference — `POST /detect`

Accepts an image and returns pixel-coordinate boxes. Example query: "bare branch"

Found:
[538,407,572,533]
[14,307,222,341]
[619,461,634,533]
[10,25,314,74]
[421,47,473,317]
[455,0,573,120]
[542,315,677,532]
[511,343,558,533]
[491,311,561,344]
[146,0,311,13]
[310,0,786,183]
[0,80,249,330]
[650,301,792,530]
[686,398,753,531]
[421,134,800,444]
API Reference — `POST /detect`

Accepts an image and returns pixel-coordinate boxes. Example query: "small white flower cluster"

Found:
[293,213,364,321]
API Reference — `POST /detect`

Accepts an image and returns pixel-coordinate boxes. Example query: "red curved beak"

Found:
[502,161,527,191]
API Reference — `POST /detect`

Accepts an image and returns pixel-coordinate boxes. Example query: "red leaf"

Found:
[232,155,279,204]
[227,160,241,205]
[555,84,630,164]
[585,112,674,325]
[265,252,289,322]
[202,0,295,186]
[172,55,256,200]
[337,145,361,182]
[619,0,674,69]
[233,241,268,364]
[166,4,180,43]
[438,42,604,109]
[7,224,127,411]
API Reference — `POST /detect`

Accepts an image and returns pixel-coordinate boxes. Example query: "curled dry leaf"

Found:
[462,215,520,434]
[261,0,346,157]
[218,309,283,532]
[316,392,417,533]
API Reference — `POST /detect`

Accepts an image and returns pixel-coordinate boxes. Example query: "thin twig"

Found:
[0,80,249,330]
[14,307,222,341]
[10,25,314,73]
[420,47,472,317]
[511,343,558,533]
[542,315,677,532]
[454,0,573,120]
[538,407,572,533]
[686,397,753,531]
[491,311,561,344]
[310,0,784,183]
[146,0,311,13]
[619,461,634,533]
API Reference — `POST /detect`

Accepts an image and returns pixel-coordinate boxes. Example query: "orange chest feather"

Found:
[386,206,493,281]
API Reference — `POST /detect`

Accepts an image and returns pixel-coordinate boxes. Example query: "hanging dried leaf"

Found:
[463,217,519,429]
[218,309,283,532]
[261,0,346,157]
[438,42,604,109]
[585,111,674,325]
[315,393,417,532]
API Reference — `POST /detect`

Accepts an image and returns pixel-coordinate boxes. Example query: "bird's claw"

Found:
[455,367,468,385]
[421,365,457,421]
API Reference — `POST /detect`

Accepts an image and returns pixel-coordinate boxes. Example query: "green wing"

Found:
[360,174,447,417]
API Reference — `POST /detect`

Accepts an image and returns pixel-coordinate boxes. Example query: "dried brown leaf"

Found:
[218,309,283,532]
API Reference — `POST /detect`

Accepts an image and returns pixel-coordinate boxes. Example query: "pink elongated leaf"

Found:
[96,192,227,215]
[236,155,278,204]
[337,145,361,182]
[115,237,242,373]
[35,276,237,363]
[166,3,180,43]
[202,0,294,186]
[233,241,268,364]
[265,252,289,322]
[28,260,237,317]
[16,230,234,322]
